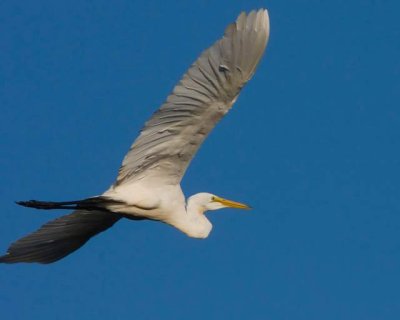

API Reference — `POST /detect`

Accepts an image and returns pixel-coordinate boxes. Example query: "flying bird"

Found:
[0,9,270,264]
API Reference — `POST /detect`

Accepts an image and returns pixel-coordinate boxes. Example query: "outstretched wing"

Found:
[117,9,270,186]
[0,210,121,264]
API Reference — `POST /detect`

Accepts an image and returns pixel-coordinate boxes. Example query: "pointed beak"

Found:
[213,196,251,210]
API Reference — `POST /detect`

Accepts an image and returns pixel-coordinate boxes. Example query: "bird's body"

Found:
[0,9,270,264]
[103,183,210,238]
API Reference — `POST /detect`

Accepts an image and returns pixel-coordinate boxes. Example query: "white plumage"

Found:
[0,9,270,264]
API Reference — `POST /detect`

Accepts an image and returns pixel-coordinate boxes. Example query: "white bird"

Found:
[0,9,270,264]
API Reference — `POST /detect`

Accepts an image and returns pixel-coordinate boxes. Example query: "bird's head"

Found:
[188,192,251,212]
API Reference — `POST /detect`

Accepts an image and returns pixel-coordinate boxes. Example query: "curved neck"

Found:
[166,197,212,239]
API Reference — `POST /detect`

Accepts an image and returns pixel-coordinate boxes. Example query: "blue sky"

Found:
[1,0,399,319]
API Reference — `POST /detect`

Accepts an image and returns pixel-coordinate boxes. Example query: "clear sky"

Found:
[1,0,399,319]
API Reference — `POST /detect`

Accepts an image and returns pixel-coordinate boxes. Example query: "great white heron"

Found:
[1,9,270,263]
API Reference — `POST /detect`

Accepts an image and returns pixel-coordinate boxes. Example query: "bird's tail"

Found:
[15,197,117,211]
[0,198,123,264]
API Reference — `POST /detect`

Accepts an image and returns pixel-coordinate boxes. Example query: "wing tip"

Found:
[0,253,21,264]
[0,253,9,263]
[235,9,270,33]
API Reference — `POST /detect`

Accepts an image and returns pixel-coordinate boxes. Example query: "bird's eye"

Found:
[211,196,216,201]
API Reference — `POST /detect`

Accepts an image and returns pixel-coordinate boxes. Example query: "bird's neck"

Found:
[167,200,212,239]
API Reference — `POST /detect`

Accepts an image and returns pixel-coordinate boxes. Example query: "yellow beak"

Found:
[213,196,251,209]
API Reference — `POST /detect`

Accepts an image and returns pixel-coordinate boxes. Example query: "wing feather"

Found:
[117,9,270,185]
[0,210,121,264]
